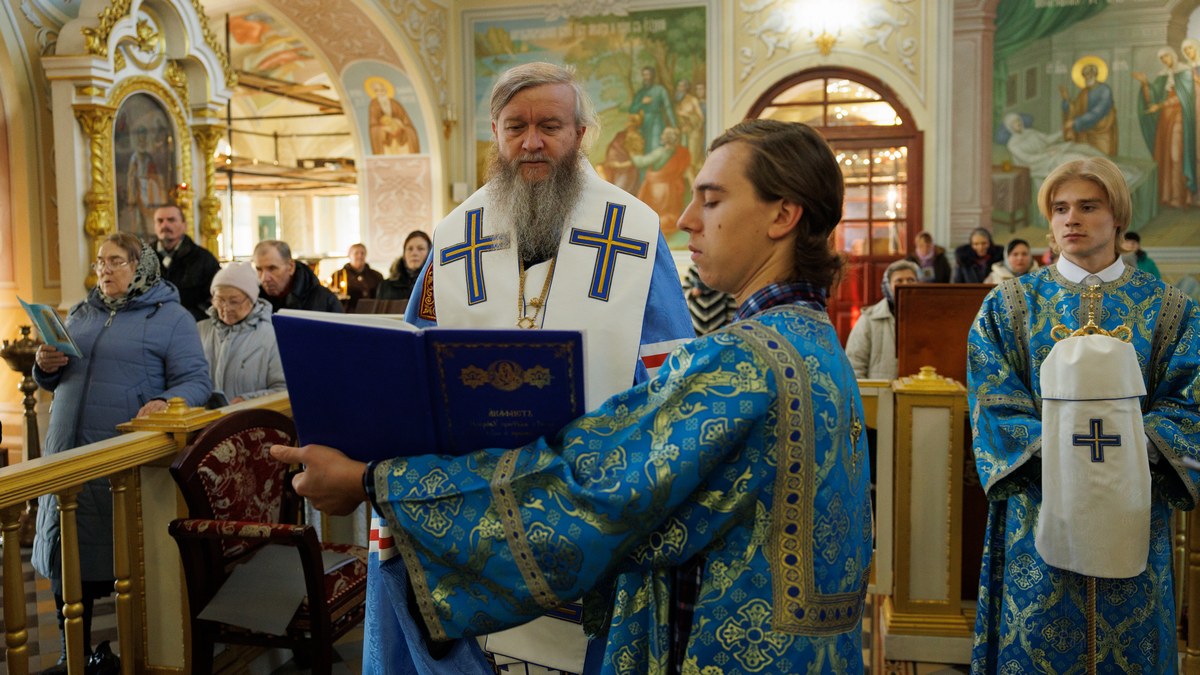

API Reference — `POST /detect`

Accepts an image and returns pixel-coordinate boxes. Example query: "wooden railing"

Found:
[0,393,290,675]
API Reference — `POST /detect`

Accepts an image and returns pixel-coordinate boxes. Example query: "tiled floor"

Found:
[2,544,965,675]
[0,545,360,675]
[0,548,118,673]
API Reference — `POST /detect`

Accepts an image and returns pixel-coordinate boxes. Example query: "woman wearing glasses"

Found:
[31,231,211,671]
[197,261,286,404]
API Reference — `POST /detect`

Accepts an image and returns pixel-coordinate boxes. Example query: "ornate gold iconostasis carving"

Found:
[73,75,194,281]
[46,0,233,300]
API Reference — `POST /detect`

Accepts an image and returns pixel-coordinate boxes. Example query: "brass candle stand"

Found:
[2,325,43,545]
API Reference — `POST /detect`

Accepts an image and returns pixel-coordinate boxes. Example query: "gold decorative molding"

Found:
[191,124,225,254]
[890,372,968,630]
[185,0,236,89]
[76,84,107,98]
[893,366,966,394]
[79,0,234,90]
[117,397,221,432]
[165,60,189,108]
[114,49,127,73]
[73,103,118,288]
[117,16,166,71]
[81,0,134,58]
[881,597,974,638]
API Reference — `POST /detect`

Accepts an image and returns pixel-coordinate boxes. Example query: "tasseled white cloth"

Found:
[1036,334,1150,579]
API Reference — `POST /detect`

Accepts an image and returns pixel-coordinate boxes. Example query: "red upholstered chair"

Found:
[168,409,367,674]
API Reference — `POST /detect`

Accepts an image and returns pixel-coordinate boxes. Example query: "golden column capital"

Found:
[191,124,225,255]
[74,104,119,288]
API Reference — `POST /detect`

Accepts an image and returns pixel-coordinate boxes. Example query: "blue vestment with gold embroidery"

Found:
[370,304,872,674]
[968,266,1200,674]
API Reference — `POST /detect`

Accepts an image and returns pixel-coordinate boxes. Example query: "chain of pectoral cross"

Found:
[1079,284,1103,328]
[1052,282,1131,342]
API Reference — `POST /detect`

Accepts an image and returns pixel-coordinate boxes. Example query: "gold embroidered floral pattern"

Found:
[400,469,461,537]
[716,599,791,671]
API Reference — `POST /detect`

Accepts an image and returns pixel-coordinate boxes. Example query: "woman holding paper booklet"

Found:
[32,231,211,670]
[198,261,286,404]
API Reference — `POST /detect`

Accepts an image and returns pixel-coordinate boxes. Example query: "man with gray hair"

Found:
[363,61,692,674]
[252,239,342,313]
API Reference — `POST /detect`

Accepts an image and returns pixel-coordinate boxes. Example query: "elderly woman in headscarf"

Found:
[32,231,211,669]
[198,261,286,404]
[952,227,1005,283]
[984,238,1040,284]
[845,258,920,380]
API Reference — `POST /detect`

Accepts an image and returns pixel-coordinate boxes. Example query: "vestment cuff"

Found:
[363,460,379,511]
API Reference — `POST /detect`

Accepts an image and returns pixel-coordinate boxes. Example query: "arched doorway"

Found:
[747,68,922,341]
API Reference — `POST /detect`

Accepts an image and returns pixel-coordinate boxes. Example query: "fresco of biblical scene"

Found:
[226,12,352,165]
[991,1,1200,258]
[114,93,176,240]
[469,5,707,248]
[344,62,427,156]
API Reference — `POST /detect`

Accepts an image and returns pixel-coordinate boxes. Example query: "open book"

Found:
[272,310,585,462]
[19,297,81,357]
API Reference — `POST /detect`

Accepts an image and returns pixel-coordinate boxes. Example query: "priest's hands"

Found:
[270,444,367,516]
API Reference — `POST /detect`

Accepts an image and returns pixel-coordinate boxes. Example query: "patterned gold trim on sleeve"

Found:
[491,448,562,612]
[373,459,453,641]
[997,278,1031,390]
[1147,283,1187,403]
[731,315,866,636]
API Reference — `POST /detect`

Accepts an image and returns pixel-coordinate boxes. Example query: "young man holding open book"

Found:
[273,119,874,674]
[327,60,693,675]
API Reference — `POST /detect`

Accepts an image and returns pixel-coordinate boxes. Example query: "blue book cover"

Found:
[273,310,585,462]
[19,297,81,358]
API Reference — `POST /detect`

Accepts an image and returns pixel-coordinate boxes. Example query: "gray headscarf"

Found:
[881,259,920,309]
[97,239,162,312]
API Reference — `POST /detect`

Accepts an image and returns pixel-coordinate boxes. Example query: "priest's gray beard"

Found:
[487,149,585,263]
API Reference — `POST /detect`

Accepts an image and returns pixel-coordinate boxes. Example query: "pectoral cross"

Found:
[1081,285,1103,326]
[1072,418,1121,462]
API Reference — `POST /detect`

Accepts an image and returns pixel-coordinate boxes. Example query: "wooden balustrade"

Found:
[0,393,290,674]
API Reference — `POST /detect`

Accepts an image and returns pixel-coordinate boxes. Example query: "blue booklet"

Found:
[19,297,81,357]
[273,310,586,462]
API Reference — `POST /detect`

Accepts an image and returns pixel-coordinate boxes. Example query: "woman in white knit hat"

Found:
[198,261,286,404]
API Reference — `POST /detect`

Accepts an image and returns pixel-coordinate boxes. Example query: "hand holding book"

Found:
[35,344,70,373]
[269,443,367,516]
[20,297,81,358]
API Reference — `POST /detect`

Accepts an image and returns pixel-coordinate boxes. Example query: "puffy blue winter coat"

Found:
[32,281,211,582]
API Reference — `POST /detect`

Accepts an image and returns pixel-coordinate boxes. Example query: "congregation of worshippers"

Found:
[9,3,1200,675]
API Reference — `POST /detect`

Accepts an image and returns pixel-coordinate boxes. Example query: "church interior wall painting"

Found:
[466,2,709,249]
[991,0,1200,273]
[226,11,353,165]
[344,61,427,157]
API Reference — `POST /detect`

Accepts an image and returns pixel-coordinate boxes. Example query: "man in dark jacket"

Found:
[155,205,220,320]
[252,239,343,313]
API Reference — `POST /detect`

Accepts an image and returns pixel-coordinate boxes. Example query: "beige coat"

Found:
[845,298,897,379]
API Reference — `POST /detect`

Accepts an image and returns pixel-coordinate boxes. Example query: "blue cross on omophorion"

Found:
[440,208,506,305]
[568,202,649,301]
[1072,418,1122,462]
